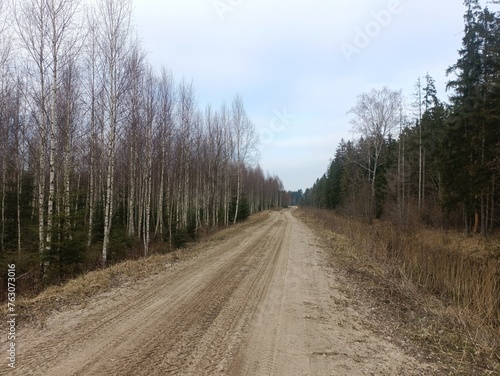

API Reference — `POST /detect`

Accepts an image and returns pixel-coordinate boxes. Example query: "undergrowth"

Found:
[296,207,499,375]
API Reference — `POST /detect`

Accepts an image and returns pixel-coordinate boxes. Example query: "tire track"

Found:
[228,212,292,376]
[231,210,431,376]
[183,214,290,375]
[5,209,429,376]
[8,212,283,376]
[108,217,287,375]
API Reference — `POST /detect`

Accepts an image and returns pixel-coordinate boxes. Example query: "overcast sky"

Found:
[132,0,471,191]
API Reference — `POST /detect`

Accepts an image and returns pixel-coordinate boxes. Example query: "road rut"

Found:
[2,209,429,375]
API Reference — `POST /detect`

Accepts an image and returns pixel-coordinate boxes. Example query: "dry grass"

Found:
[0,211,271,326]
[296,207,500,375]
[302,208,499,325]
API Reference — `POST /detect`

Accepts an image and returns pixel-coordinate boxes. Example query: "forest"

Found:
[301,0,500,235]
[0,0,285,292]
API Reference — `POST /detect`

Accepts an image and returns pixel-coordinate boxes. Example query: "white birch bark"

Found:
[98,0,132,266]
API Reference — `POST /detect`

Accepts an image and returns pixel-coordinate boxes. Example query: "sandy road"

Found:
[3,209,429,375]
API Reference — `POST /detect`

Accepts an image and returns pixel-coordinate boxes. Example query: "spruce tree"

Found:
[445,0,484,233]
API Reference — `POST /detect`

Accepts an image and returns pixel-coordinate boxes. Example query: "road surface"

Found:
[4,209,429,375]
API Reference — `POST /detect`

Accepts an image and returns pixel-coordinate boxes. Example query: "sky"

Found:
[131,0,471,191]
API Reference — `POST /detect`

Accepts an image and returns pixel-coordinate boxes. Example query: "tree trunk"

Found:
[46,5,58,254]
[87,117,95,247]
[155,156,164,239]
[102,136,115,267]
[38,129,46,270]
[233,166,240,224]
[490,178,495,234]
[168,180,173,250]
[63,98,71,240]
[143,99,153,256]
[102,95,116,267]
[127,144,135,236]
[99,0,133,267]
[17,165,22,256]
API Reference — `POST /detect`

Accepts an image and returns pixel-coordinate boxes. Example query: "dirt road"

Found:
[3,209,429,375]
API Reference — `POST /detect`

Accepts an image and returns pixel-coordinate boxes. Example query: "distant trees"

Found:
[304,1,500,234]
[0,0,284,288]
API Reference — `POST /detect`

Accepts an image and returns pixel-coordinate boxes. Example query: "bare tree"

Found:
[14,0,81,274]
[59,56,81,239]
[348,87,402,219]
[13,76,28,256]
[142,65,156,256]
[83,6,100,247]
[123,44,145,238]
[14,0,51,272]
[154,67,175,239]
[205,105,228,228]
[231,95,258,224]
[97,0,133,266]
[0,0,12,253]
[1,0,283,289]
[415,78,424,212]
[176,79,196,230]
[44,0,81,255]
[219,103,232,226]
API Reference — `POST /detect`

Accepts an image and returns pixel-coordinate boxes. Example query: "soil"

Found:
[1,209,432,375]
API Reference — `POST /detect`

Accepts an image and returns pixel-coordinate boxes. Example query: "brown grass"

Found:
[301,208,499,325]
[296,207,500,374]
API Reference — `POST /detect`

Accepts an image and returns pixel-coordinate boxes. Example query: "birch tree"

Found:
[176,79,196,230]
[154,67,175,239]
[124,45,145,238]
[0,0,12,253]
[14,0,51,272]
[83,6,100,247]
[231,95,258,224]
[59,56,80,239]
[142,66,156,255]
[97,0,132,266]
[348,87,402,220]
[40,0,79,258]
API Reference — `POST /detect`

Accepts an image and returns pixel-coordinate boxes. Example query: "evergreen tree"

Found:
[445,0,485,233]
[421,74,447,215]
[441,1,500,234]
[325,140,347,209]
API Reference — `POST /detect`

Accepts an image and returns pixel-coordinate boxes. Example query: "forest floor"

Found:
[0,208,490,375]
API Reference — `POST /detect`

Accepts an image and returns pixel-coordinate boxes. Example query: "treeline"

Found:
[0,0,284,287]
[303,0,500,234]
